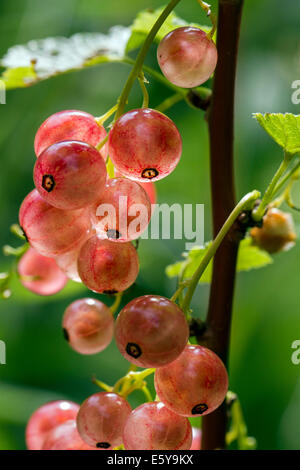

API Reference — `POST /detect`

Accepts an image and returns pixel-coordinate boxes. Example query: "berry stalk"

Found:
[115,0,182,120]
[202,0,245,450]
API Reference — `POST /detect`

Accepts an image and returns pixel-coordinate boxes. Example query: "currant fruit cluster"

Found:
[22,26,226,450]
[26,344,227,450]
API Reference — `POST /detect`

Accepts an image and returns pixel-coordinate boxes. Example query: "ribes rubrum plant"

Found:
[2,0,299,452]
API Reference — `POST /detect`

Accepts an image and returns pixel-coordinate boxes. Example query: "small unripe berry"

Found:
[34,109,108,160]
[77,392,131,449]
[123,402,192,450]
[62,298,114,355]
[77,236,139,293]
[18,247,67,296]
[155,345,228,417]
[251,208,296,254]
[108,108,182,182]
[115,295,189,368]
[157,27,218,88]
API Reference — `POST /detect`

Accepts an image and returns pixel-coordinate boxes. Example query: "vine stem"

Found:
[252,152,293,221]
[181,190,260,313]
[115,0,182,120]
[202,0,245,450]
[273,156,300,196]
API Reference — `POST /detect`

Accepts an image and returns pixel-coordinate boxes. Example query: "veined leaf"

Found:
[253,113,300,155]
[126,7,210,52]
[1,27,131,89]
[0,7,211,90]
[166,238,273,284]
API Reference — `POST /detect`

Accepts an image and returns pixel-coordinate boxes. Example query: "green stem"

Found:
[115,0,182,120]
[181,190,260,313]
[110,292,123,315]
[138,74,150,108]
[273,156,300,196]
[156,93,183,113]
[252,152,293,221]
[197,0,217,39]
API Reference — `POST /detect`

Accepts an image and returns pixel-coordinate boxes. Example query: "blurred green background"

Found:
[0,0,300,450]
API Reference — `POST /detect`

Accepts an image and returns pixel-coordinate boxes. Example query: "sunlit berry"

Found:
[190,427,202,450]
[91,177,151,242]
[108,108,182,182]
[42,420,96,450]
[62,298,114,355]
[123,402,192,450]
[34,109,108,160]
[34,141,107,210]
[77,236,139,293]
[77,392,131,449]
[157,27,217,88]
[26,400,79,450]
[18,247,67,295]
[19,189,92,257]
[115,295,189,367]
[155,345,228,417]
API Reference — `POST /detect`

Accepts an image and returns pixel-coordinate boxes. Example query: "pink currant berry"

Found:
[19,189,92,257]
[123,402,192,450]
[115,295,189,368]
[18,247,67,295]
[34,141,107,210]
[91,177,151,242]
[250,208,296,254]
[114,170,157,206]
[62,298,114,355]
[34,109,108,160]
[154,345,228,417]
[42,420,96,450]
[77,236,139,294]
[54,245,83,283]
[190,427,202,450]
[157,27,218,88]
[77,392,131,449]
[108,108,182,182]
[26,400,79,450]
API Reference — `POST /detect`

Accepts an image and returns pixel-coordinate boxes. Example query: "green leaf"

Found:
[0,27,131,89]
[253,113,300,155]
[126,7,211,53]
[0,7,212,90]
[166,238,273,284]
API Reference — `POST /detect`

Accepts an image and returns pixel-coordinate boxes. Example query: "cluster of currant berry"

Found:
[26,342,227,450]
[21,25,222,450]
[25,399,202,451]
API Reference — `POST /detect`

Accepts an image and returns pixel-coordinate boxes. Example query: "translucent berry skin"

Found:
[34,141,107,210]
[54,246,82,283]
[250,208,296,254]
[62,298,114,355]
[77,236,139,293]
[108,108,182,182]
[123,402,192,450]
[92,177,151,242]
[115,295,189,368]
[26,400,79,450]
[190,427,202,450]
[42,420,96,450]
[157,27,218,88]
[18,247,67,296]
[34,110,108,160]
[155,345,228,417]
[77,392,131,449]
[114,170,157,207]
[19,189,92,257]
